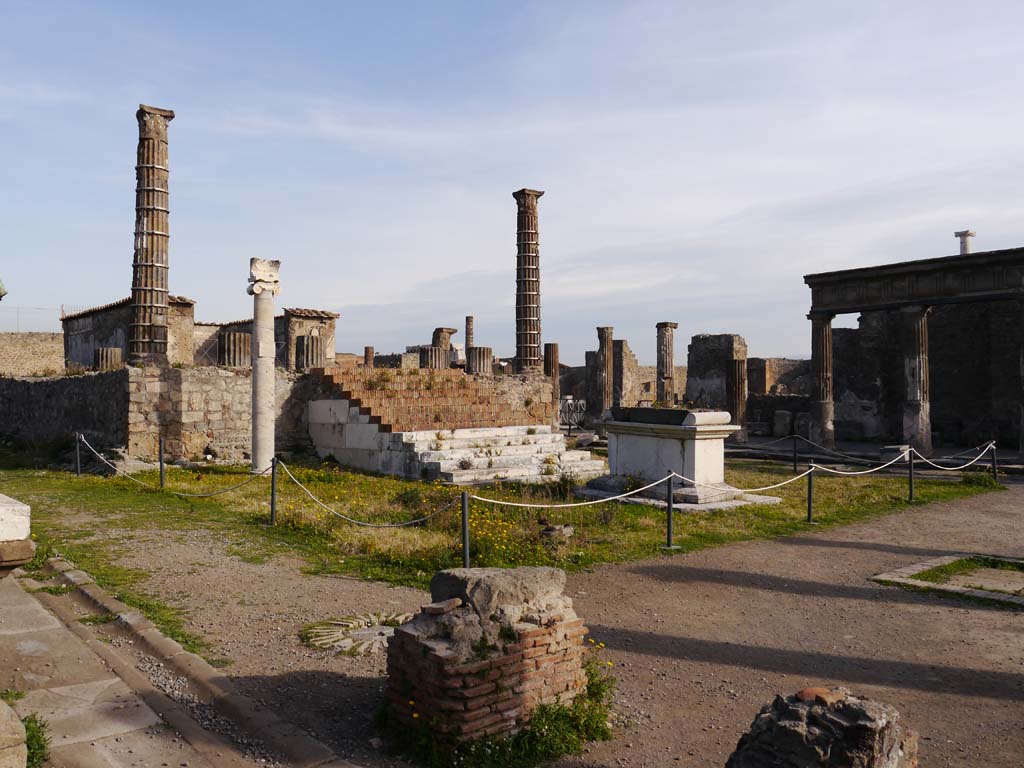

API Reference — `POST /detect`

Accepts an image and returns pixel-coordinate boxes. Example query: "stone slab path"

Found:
[0,575,222,767]
[562,481,1024,767]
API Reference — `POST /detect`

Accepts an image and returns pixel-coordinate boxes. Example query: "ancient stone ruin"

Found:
[386,567,587,742]
[0,493,35,573]
[727,687,918,768]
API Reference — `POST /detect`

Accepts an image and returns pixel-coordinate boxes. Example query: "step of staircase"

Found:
[437,452,607,485]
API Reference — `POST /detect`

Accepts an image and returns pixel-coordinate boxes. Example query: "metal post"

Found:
[806,465,814,524]
[270,457,278,525]
[159,437,165,489]
[75,433,81,476]
[991,442,999,482]
[461,491,471,568]
[792,435,798,473]
[662,476,679,550]
[908,450,915,503]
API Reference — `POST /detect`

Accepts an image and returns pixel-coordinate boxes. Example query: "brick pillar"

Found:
[656,321,678,405]
[513,188,544,371]
[544,342,560,419]
[595,327,614,417]
[466,346,492,375]
[809,312,835,448]
[900,305,932,454]
[364,346,374,369]
[465,316,475,350]
[129,105,175,363]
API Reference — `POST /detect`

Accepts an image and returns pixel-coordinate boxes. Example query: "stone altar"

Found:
[603,409,741,503]
[0,494,35,572]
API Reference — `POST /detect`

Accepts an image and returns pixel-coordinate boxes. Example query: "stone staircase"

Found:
[307,367,605,484]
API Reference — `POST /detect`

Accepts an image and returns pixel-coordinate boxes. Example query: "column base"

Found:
[901,401,932,456]
[810,401,835,449]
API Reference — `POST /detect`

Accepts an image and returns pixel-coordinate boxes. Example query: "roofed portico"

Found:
[804,245,1024,453]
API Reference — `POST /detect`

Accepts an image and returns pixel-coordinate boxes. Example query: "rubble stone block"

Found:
[726,687,918,768]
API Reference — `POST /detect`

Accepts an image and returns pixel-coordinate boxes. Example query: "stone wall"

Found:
[63,302,132,369]
[747,358,809,395]
[192,324,221,366]
[684,334,747,409]
[0,332,65,376]
[126,366,316,461]
[0,369,129,447]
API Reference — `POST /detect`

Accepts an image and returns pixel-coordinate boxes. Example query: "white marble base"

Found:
[0,494,30,543]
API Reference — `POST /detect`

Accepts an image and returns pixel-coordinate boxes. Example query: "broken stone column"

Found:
[595,327,614,417]
[466,346,492,374]
[386,567,587,742]
[809,312,835,448]
[248,258,280,474]
[218,331,251,367]
[432,327,458,350]
[544,342,561,417]
[465,316,475,350]
[900,305,932,454]
[0,493,35,572]
[726,358,747,441]
[420,346,448,370]
[955,229,975,255]
[363,346,374,369]
[514,188,544,372]
[129,104,175,363]
[726,687,918,768]
[656,321,678,404]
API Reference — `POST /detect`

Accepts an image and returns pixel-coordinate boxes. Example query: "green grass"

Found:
[0,688,24,705]
[0,441,1000,659]
[22,713,51,768]
[913,555,1024,585]
[78,613,116,626]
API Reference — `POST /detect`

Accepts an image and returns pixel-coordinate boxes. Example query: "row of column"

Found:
[809,306,931,452]
[592,323,682,415]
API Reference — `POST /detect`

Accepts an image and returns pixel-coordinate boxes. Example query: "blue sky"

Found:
[2,1,1024,363]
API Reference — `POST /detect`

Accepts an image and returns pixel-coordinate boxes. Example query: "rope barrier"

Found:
[278,461,458,528]
[669,469,815,493]
[468,474,673,509]
[810,451,909,475]
[78,433,270,496]
[910,443,994,471]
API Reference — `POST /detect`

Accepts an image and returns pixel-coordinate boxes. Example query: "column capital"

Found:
[513,188,544,209]
[806,310,835,323]
[656,321,679,330]
[137,104,175,140]
[248,258,281,296]
[899,304,931,317]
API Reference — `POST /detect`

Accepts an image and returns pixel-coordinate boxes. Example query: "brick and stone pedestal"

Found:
[386,567,587,742]
[0,493,35,573]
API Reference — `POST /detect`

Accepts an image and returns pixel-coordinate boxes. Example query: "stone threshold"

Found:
[870,554,1024,608]
[28,557,361,768]
[573,487,782,512]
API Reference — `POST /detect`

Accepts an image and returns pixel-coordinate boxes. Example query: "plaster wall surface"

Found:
[0,332,65,376]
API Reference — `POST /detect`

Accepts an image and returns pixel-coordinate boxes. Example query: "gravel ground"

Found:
[98,482,1024,767]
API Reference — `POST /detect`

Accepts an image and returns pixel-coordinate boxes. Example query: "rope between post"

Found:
[278,461,458,527]
[468,474,673,508]
[909,443,994,471]
[810,451,909,475]
[669,469,814,493]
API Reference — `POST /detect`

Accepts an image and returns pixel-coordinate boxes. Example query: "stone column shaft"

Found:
[596,327,614,417]
[900,306,932,454]
[129,104,175,363]
[514,188,544,371]
[465,316,474,350]
[249,259,280,473]
[364,346,374,369]
[809,313,835,448]
[544,342,560,420]
[656,321,678,404]
[466,347,492,375]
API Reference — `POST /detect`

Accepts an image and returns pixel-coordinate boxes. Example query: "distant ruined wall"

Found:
[0,369,129,446]
[0,333,65,377]
[63,304,132,370]
[684,334,747,409]
[747,358,809,395]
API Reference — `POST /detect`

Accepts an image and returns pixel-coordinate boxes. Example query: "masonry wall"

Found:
[684,334,747,409]
[63,304,132,369]
[0,369,129,447]
[192,324,220,366]
[126,366,317,460]
[0,332,65,377]
[747,358,809,395]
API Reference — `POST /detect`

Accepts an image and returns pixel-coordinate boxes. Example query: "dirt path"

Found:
[88,484,1024,767]
[564,481,1024,767]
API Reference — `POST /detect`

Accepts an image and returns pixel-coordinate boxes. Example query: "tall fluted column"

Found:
[249,258,281,473]
[656,322,678,404]
[900,306,932,454]
[129,104,175,363]
[809,312,835,448]
[465,316,475,350]
[596,327,614,417]
[513,188,544,371]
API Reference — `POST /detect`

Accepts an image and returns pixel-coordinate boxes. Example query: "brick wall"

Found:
[0,332,65,377]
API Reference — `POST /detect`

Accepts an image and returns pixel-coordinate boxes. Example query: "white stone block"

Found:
[0,494,31,542]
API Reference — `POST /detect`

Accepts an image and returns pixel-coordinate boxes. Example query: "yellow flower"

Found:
[606,661,614,667]
[588,638,595,644]
[408,700,415,706]
[412,713,419,719]
[597,643,605,649]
